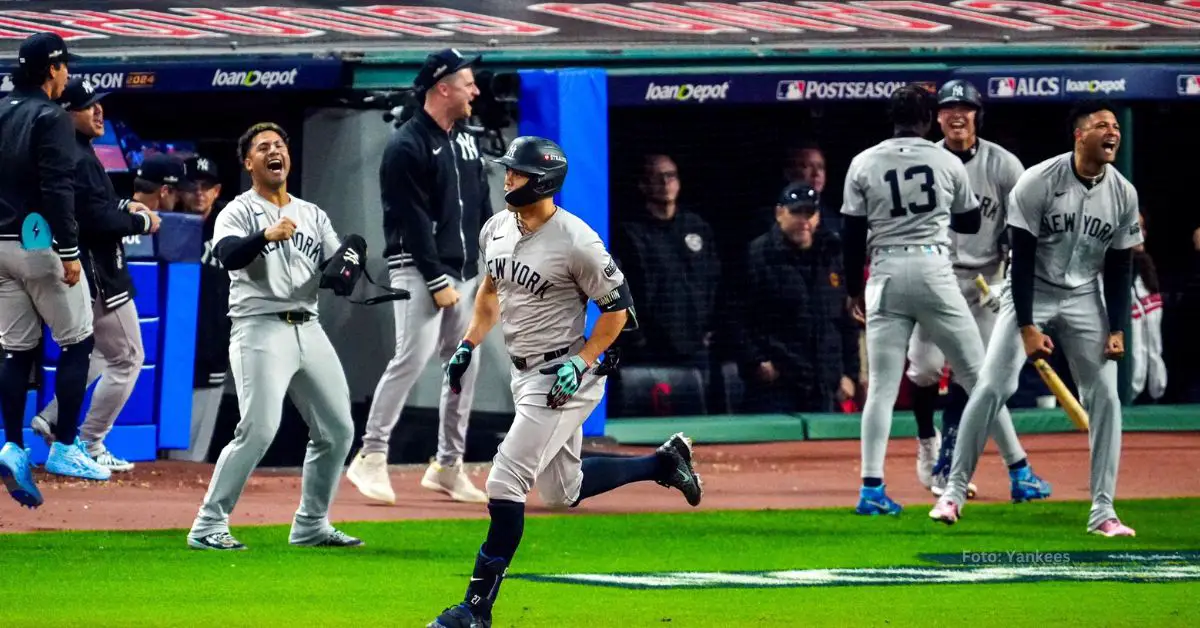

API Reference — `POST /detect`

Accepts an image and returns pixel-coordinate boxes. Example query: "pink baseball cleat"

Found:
[929,497,960,525]
[1090,518,1136,537]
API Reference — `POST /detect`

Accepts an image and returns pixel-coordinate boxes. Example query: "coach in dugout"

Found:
[734,182,859,413]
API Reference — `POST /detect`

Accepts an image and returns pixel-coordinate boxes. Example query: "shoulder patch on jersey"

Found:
[604,258,617,278]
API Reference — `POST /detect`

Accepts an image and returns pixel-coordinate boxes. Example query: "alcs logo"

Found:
[987,77,1060,98]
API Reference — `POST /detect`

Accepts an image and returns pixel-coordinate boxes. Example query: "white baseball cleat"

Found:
[346,451,396,504]
[421,459,488,504]
[916,429,940,489]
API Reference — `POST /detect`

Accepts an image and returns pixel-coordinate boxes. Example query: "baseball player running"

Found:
[187,123,360,550]
[427,136,702,628]
[1,34,109,510]
[931,100,1141,537]
[347,48,492,505]
[842,84,1044,516]
[904,80,1048,501]
[30,78,163,474]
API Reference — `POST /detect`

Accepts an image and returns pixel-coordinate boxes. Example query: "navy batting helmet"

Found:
[937,79,984,128]
[492,136,568,207]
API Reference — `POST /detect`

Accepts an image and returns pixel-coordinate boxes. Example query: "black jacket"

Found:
[0,87,80,259]
[195,202,231,388]
[73,133,154,311]
[613,210,721,364]
[379,108,492,294]
[736,225,859,403]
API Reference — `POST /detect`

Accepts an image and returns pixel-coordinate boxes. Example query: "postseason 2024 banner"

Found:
[0,1,1199,55]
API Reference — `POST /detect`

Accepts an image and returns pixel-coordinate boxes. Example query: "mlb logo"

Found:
[776,80,806,101]
[988,77,1016,98]
[1178,75,1200,96]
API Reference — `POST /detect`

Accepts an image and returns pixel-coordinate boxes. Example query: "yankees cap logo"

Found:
[952,85,964,97]
[82,80,95,94]
[342,247,361,266]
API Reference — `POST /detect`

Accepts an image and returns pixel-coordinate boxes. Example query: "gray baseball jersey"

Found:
[1007,153,1142,290]
[841,137,978,248]
[213,190,342,317]
[480,208,624,358]
[938,139,1024,268]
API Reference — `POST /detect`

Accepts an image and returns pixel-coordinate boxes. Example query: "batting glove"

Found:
[539,355,589,409]
[446,340,474,394]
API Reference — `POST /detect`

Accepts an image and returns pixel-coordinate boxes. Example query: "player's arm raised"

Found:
[1005,169,1053,359]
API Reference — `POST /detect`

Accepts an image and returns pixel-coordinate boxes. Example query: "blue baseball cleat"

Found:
[1010,466,1052,503]
[0,442,43,508]
[45,437,111,481]
[855,484,902,515]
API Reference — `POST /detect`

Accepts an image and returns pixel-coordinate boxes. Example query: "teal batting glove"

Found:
[446,340,474,394]
[539,355,588,409]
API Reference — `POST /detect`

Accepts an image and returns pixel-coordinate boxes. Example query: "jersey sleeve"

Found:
[998,151,1026,204]
[1110,182,1144,250]
[840,155,867,217]
[213,199,254,242]
[949,156,980,214]
[1005,168,1046,235]
[571,231,625,304]
[317,208,342,262]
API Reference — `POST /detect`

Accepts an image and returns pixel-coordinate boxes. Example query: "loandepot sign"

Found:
[518,565,1200,589]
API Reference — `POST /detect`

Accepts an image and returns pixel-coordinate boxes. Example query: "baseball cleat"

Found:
[90,444,135,473]
[421,459,488,504]
[293,528,364,548]
[30,415,55,446]
[44,437,111,481]
[1090,518,1136,537]
[916,429,941,489]
[428,603,491,628]
[655,432,703,507]
[928,451,977,499]
[346,451,396,504]
[855,485,902,516]
[0,442,43,509]
[1009,466,1052,503]
[188,532,247,551]
[929,497,960,525]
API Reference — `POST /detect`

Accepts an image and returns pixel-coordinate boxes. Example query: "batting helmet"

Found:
[937,79,984,128]
[492,136,568,207]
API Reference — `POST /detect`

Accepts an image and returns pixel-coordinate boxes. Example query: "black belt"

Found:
[511,345,571,371]
[276,310,314,324]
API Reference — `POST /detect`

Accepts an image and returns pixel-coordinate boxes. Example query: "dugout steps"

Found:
[604,405,1200,446]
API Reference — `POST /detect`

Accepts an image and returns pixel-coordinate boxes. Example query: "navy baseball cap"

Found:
[184,155,219,183]
[778,181,820,213]
[58,76,106,111]
[413,48,480,91]
[18,32,80,70]
[137,153,185,186]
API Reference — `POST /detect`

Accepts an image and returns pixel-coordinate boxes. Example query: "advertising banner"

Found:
[0,58,343,93]
[0,2,1198,57]
[611,65,1200,106]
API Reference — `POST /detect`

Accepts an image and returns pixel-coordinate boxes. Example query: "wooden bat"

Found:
[973,275,1090,432]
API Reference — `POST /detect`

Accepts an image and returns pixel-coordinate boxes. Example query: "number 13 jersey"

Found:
[841,136,978,249]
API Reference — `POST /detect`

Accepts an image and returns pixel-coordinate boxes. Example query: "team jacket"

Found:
[0,87,80,260]
[736,225,860,401]
[194,202,231,388]
[612,210,721,363]
[379,108,492,293]
[73,133,154,311]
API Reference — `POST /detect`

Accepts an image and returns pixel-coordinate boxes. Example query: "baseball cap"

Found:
[17,32,80,70]
[778,181,820,213]
[137,153,185,186]
[58,76,106,111]
[413,48,480,92]
[183,155,220,185]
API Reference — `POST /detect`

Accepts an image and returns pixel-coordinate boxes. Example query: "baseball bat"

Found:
[973,275,1090,432]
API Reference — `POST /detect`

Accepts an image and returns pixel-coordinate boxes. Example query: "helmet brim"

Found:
[492,155,547,176]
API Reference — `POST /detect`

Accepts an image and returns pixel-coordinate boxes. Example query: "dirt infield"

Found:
[2,432,1198,534]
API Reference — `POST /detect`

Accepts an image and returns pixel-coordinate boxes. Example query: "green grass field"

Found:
[2,498,1198,627]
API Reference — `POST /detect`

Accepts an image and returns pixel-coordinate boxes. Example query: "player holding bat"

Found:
[930,100,1141,537]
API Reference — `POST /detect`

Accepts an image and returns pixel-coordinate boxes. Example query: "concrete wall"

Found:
[300,107,515,413]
